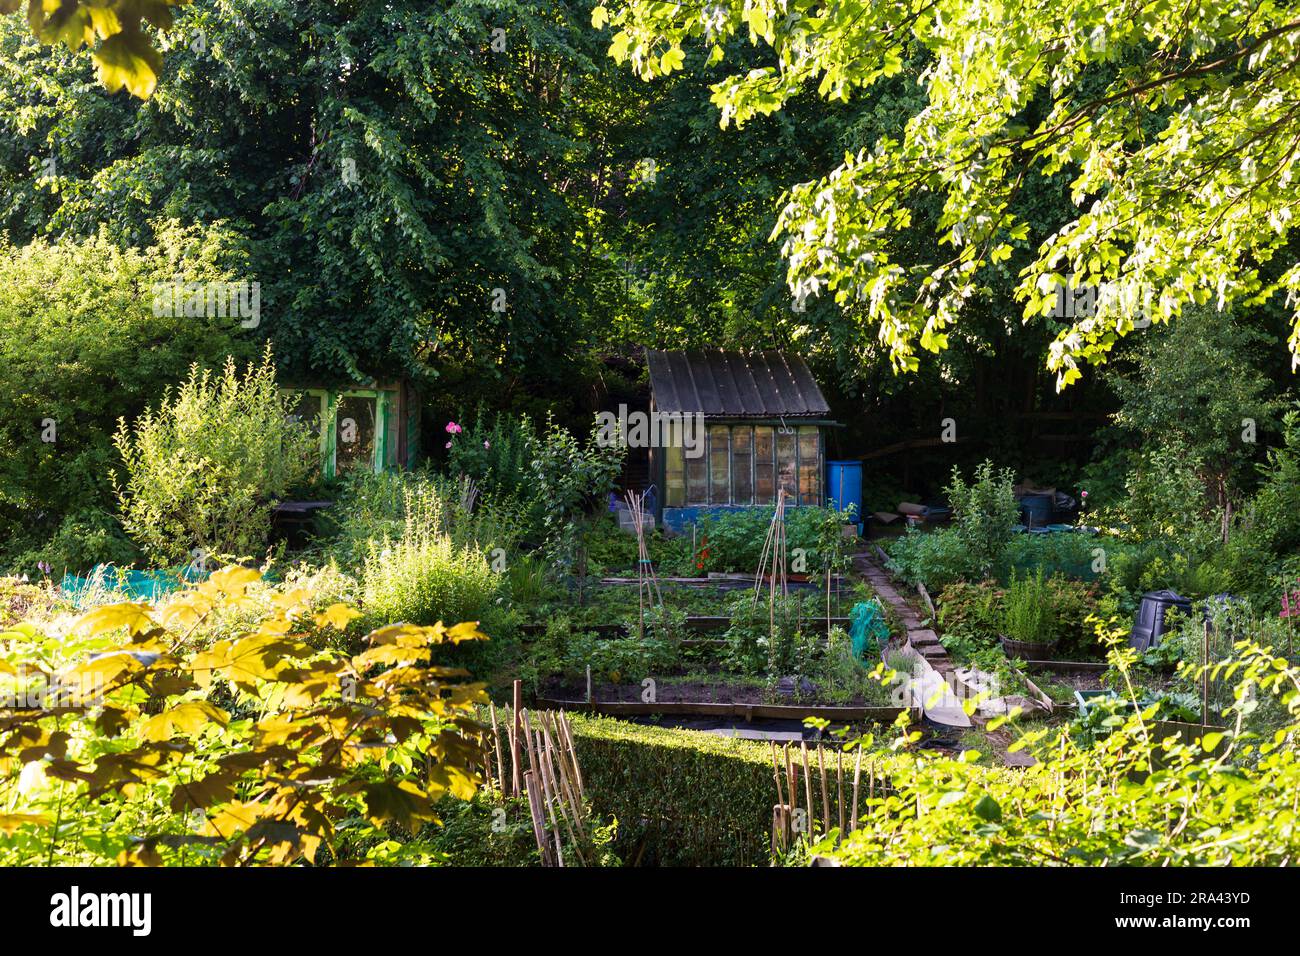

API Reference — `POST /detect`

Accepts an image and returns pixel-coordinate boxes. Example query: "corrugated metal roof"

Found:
[646,350,831,418]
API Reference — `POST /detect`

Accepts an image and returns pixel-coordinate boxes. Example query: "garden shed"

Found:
[282,381,421,478]
[645,349,836,532]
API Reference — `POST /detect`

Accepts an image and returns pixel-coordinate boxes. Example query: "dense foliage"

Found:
[0,226,254,575]
[0,568,489,865]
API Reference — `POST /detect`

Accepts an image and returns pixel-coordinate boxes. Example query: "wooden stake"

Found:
[770,742,785,809]
[837,749,845,835]
[523,770,551,866]
[819,745,830,835]
[558,712,585,800]
[800,742,814,834]
[489,702,506,795]
[851,746,863,832]
[533,731,566,867]
[511,681,523,797]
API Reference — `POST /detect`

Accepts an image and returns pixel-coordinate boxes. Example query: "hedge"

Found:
[568,715,777,867]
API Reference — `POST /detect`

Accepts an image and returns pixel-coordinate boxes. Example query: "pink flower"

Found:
[484,440,491,450]
[1081,490,1089,498]
[445,441,452,449]
[445,421,462,434]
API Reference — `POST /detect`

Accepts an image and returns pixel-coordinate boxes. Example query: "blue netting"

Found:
[60,565,209,606]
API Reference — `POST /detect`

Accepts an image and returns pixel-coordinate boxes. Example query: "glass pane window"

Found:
[754,427,774,504]
[776,428,798,499]
[336,395,378,474]
[730,426,753,505]
[708,425,730,505]
[686,433,708,506]
[798,426,821,505]
[663,419,685,507]
[664,445,685,507]
[286,391,323,432]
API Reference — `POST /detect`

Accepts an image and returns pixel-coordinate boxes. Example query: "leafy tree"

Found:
[0,0,185,97]
[0,1,644,396]
[1108,305,1283,538]
[596,1,1300,384]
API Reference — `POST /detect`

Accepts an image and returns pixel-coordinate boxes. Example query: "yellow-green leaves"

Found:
[139,701,229,741]
[74,601,154,637]
[94,29,163,98]
[9,0,188,98]
[0,575,488,864]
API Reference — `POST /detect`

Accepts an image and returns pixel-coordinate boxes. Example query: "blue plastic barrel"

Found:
[1019,493,1053,529]
[827,460,864,532]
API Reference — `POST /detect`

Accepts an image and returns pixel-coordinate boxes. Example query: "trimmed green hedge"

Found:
[568,715,777,867]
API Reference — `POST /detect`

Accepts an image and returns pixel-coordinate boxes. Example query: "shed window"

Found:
[663,422,822,509]
[686,436,708,506]
[730,426,753,505]
[708,425,730,505]
[798,426,822,505]
[776,429,798,498]
[663,448,685,508]
[754,427,775,504]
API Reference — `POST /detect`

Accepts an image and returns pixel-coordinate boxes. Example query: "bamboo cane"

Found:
[837,749,845,835]
[558,712,586,800]
[539,729,583,864]
[800,742,814,834]
[489,702,507,796]
[523,770,552,866]
[533,730,566,867]
[511,681,523,796]
[851,746,863,832]
[819,744,830,834]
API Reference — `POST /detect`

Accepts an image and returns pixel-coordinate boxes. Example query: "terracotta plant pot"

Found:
[1000,634,1055,660]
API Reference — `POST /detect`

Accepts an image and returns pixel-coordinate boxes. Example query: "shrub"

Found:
[1000,567,1055,644]
[937,580,1004,646]
[696,505,852,575]
[945,460,1018,577]
[0,225,254,572]
[113,347,317,565]
[7,508,139,578]
[568,714,777,866]
[885,526,978,589]
[532,417,625,575]
[361,484,505,633]
[0,568,489,865]
[322,468,525,570]
[445,408,541,503]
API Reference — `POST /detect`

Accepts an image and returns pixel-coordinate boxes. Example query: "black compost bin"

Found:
[1129,589,1192,651]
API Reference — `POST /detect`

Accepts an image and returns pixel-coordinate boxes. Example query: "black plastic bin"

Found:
[1128,589,1192,651]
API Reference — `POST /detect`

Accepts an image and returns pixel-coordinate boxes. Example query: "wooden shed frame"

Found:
[282,381,421,478]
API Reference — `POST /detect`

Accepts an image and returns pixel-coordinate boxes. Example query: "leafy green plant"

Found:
[113,347,317,565]
[945,460,1018,578]
[999,568,1056,645]
[885,527,979,589]
[361,485,506,635]
[0,225,253,574]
